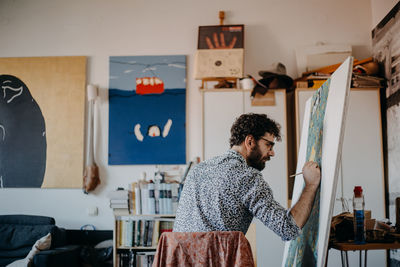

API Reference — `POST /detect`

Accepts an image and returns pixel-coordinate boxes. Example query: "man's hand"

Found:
[289,161,321,229]
[302,161,321,188]
[205,32,237,49]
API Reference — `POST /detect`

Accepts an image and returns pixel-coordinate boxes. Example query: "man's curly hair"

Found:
[229,113,281,147]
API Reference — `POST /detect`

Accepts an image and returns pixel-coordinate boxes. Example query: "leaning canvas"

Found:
[282,57,353,267]
[372,2,400,264]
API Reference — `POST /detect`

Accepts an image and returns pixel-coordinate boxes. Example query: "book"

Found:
[121,220,128,246]
[352,74,383,88]
[171,183,180,214]
[126,220,134,247]
[160,221,173,234]
[166,183,172,214]
[107,189,130,199]
[159,183,167,214]
[118,251,130,267]
[117,220,123,247]
[110,199,130,204]
[140,183,149,215]
[130,182,137,215]
[140,219,146,247]
[142,220,149,247]
[147,183,156,214]
[134,183,142,215]
[154,181,160,214]
[152,220,160,246]
[110,203,129,209]
[146,220,154,247]
[135,220,142,247]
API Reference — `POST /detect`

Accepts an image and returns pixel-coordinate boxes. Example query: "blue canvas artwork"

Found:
[284,80,330,267]
[108,55,186,165]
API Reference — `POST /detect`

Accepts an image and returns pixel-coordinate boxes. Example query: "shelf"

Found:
[200,88,243,92]
[199,88,284,93]
[117,215,175,221]
[113,210,175,218]
[118,246,157,250]
[295,87,381,91]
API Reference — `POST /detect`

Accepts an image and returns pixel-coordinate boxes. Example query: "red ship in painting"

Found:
[136,77,164,95]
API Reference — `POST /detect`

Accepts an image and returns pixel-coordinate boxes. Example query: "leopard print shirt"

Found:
[173,150,301,241]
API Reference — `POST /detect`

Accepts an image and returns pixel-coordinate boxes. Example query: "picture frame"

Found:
[198,24,244,50]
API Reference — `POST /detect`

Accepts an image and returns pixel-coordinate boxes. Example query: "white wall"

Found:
[0,0,374,264]
[371,0,399,28]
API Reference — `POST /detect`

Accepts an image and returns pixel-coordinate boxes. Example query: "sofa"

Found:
[0,215,80,267]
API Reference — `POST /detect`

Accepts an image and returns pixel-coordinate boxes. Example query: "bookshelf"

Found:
[113,210,175,267]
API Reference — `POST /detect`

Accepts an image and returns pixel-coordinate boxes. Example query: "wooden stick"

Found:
[219,11,225,25]
[302,57,373,76]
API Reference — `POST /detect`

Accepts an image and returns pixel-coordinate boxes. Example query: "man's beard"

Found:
[247,144,269,171]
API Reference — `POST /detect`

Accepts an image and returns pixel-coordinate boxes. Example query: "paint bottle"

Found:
[353,186,366,244]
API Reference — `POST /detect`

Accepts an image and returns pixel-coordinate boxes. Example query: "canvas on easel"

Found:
[282,57,353,267]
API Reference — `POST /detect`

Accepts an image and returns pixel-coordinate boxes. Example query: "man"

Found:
[173,113,320,241]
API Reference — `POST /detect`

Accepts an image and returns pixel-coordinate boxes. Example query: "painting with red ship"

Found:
[108,55,186,164]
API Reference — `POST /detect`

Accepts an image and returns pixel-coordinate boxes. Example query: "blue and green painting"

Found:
[108,55,186,165]
[284,79,331,266]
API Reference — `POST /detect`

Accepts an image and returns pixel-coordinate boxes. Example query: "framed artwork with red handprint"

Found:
[198,25,244,50]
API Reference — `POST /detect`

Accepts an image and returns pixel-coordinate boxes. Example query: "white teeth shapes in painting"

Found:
[134,124,144,141]
[162,119,172,137]
[133,119,172,141]
[148,125,161,137]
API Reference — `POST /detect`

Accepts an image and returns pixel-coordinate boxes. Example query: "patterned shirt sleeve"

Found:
[241,172,301,241]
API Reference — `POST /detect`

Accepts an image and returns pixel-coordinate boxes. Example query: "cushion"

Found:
[6,233,51,267]
[0,216,55,226]
[0,224,56,251]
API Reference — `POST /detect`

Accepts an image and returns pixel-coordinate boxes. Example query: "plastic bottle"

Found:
[353,186,366,244]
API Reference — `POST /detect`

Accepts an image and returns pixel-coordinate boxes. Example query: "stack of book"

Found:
[108,189,131,211]
[306,73,331,89]
[117,219,173,248]
[118,250,155,267]
[352,73,384,88]
[130,181,180,215]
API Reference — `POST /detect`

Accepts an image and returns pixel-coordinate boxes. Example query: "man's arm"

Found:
[290,161,321,229]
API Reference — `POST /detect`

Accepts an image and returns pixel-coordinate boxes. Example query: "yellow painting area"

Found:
[0,56,86,188]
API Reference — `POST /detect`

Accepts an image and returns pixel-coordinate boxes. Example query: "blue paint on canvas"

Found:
[108,55,186,165]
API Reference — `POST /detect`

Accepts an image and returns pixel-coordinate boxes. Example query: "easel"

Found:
[200,11,240,90]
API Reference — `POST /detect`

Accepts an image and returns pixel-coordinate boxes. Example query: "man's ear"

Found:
[244,135,255,150]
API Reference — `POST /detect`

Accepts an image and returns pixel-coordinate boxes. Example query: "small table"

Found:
[329,241,400,267]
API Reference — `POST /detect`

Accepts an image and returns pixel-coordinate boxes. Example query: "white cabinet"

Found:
[295,87,386,267]
[202,89,291,267]
[202,90,244,160]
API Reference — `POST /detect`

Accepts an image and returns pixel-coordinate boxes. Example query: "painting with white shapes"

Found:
[0,74,46,188]
[108,55,186,164]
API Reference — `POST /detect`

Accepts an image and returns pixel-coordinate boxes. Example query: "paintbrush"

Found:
[289,172,303,178]
[289,165,319,177]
